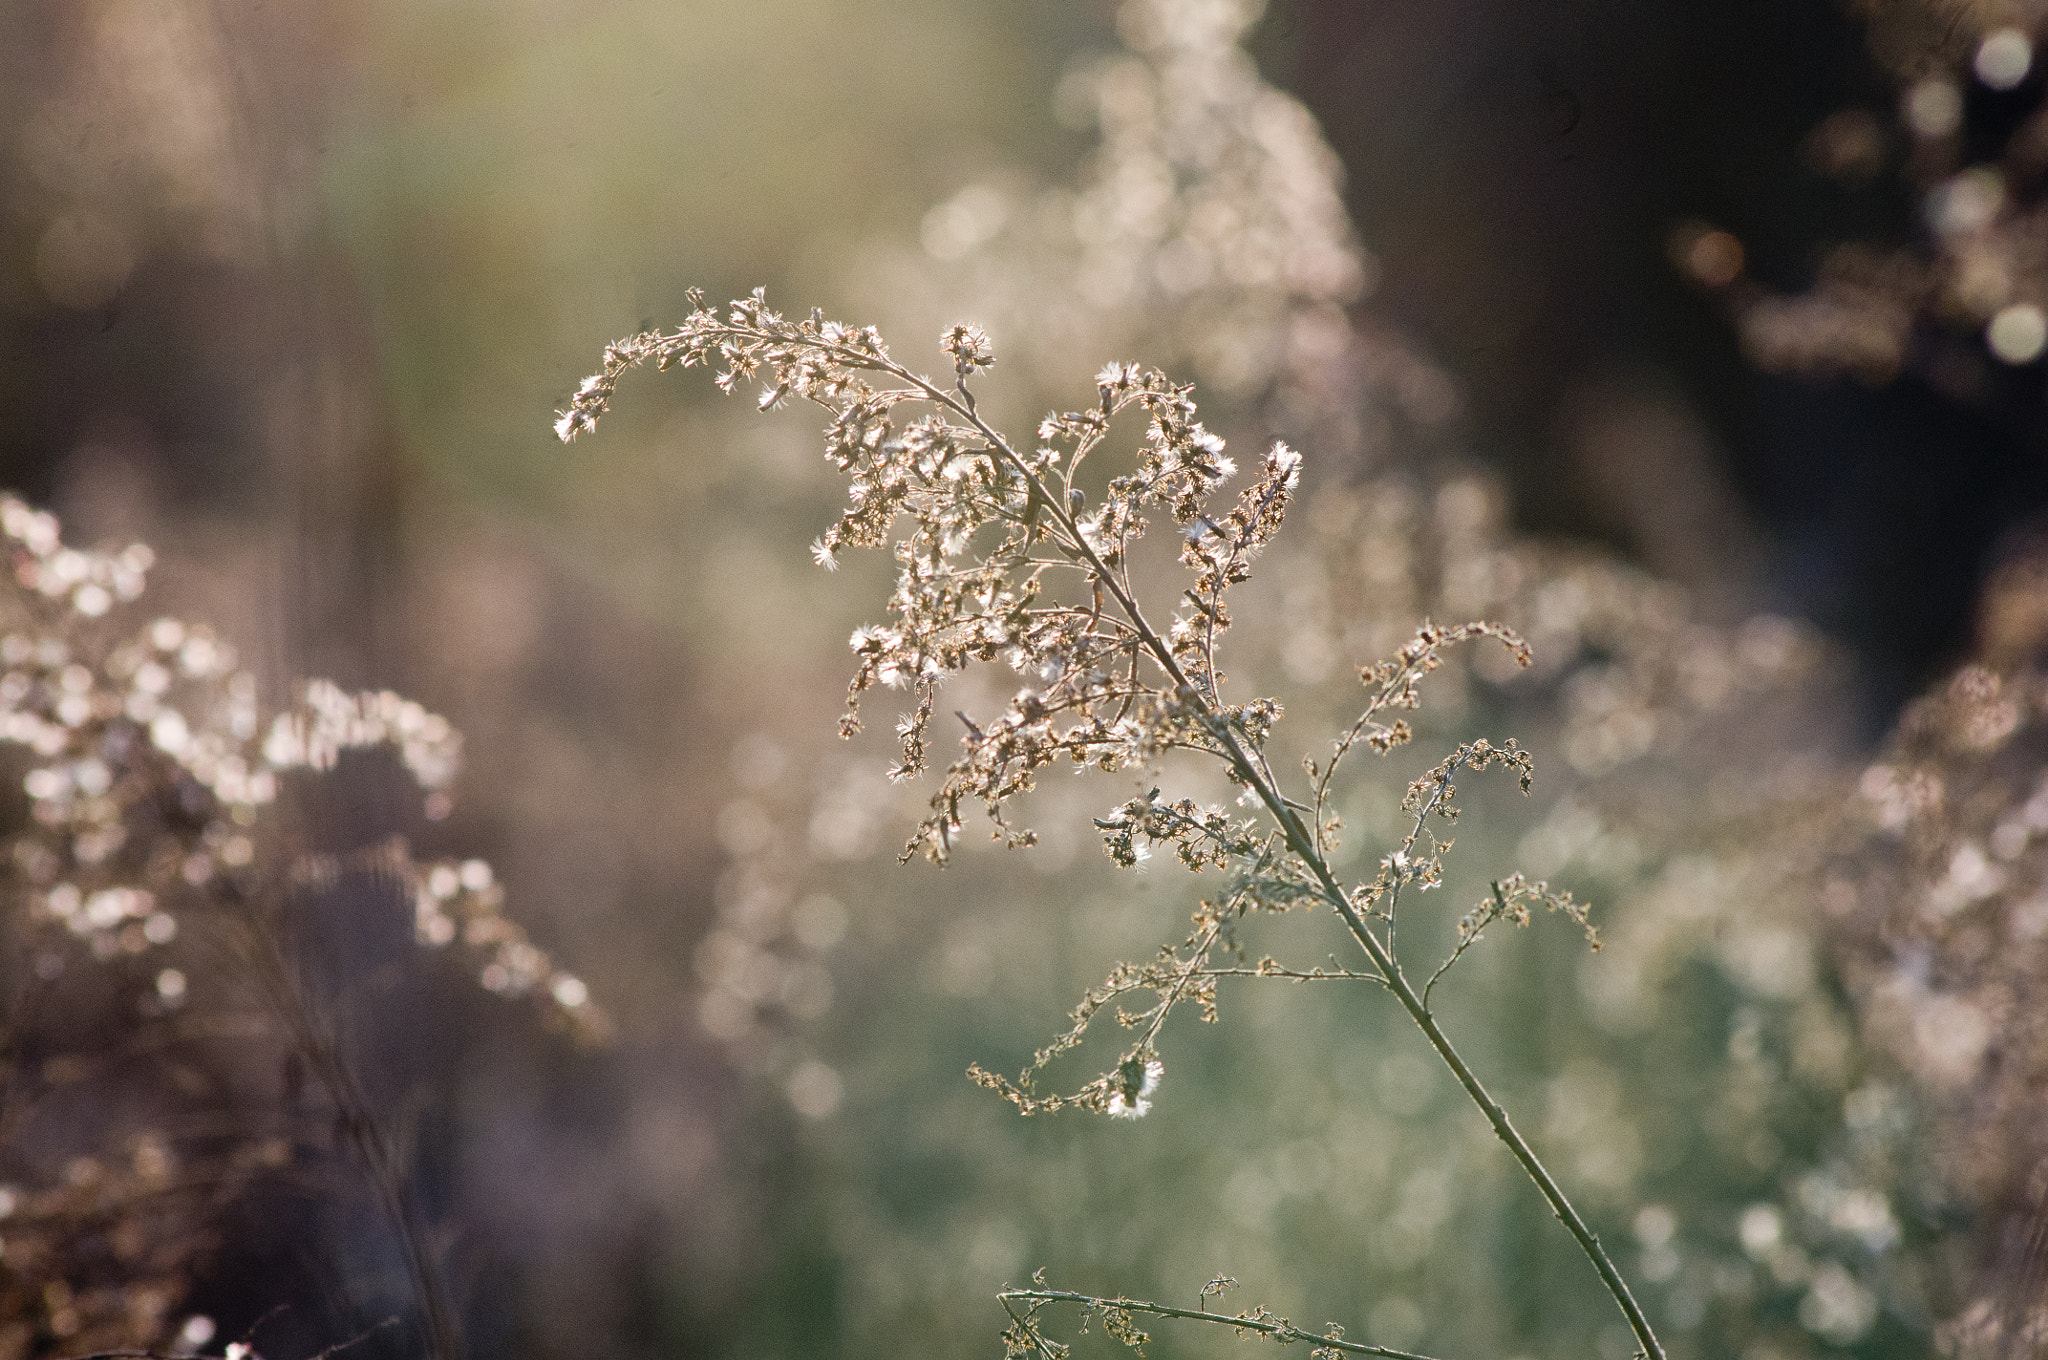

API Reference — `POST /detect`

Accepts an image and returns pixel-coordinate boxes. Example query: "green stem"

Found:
[930,373,1666,1360]
[1269,802,1664,1360]
[675,327,1666,1360]
[1000,1288,1451,1360]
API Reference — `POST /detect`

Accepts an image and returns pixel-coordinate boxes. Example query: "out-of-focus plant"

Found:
[558,292,1672,1359]
[1653,0,2048,1344]
[1822,551,2048,1358]
[1674,3,2048,386]
[0,496,598,1360]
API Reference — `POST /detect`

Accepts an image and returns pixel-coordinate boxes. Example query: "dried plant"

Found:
[886,0,1380,449]
[641,0,1823,1123]
[559,296,1663,1360]
[0,496,599,1360]
[1823,562,2048,1358]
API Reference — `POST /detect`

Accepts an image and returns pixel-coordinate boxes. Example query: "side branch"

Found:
[1263,806,1665,1360]
[999,1288,1453,1360]
[951,352,1665,1360]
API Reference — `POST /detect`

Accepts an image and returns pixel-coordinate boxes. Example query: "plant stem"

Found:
[925,372,1666,1360]
[669,328,1665,1360]
[249,920,460,1360]
[1000,1288,1450,1360]
[1250,757,1665,1360]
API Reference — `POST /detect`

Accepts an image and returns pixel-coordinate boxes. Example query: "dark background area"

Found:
[8,0,2043,728]
[1264,0,2048,728]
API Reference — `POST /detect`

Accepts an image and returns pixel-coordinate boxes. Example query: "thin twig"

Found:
[1200,965,1389,986]
[1424,881,1507,1010]
[56,1314,399,1360]
[1000,1288,1452,1360]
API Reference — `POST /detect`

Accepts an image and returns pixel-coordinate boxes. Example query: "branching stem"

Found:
[1424,881,1505,1010]
[576,316,1665,1360]
[929,367,1667,1360]
[1000,1288,1450,1360]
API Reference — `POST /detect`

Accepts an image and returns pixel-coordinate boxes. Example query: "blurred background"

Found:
[4,2,2048,1360]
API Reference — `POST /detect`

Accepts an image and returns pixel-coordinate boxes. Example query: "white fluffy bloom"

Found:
[1107,1058,1163,1119]
[1269,441,1303,487]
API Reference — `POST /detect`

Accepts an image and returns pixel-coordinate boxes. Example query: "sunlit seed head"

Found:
[1987,303,2047,363]
[1904,79,1963,138]
[1108,1057,1164,1118]
[1976,28,2033,90]
[1739,1203,1782,1256]
[1929,167,2005,237]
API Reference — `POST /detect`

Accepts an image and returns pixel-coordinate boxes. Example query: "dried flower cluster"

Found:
[550,6,1871,1357]
[560,289,1313,865]
[561,297,1664,1360]
[0,496,594,1036]
[0,493,598,1360]
[664,4,1824,1184]
[0,1128,287,1360]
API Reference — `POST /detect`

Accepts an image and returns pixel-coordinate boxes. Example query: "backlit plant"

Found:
[559,294,1658,1360]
